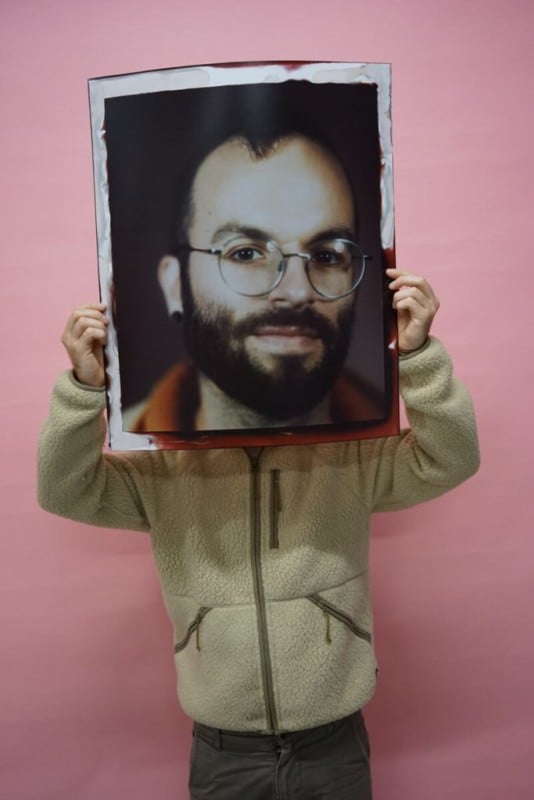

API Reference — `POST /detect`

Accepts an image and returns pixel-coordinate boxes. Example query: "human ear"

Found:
[157,255,183,316]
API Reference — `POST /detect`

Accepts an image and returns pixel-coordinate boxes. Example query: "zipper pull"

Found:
[324,610,332,644]
[270,469,282,549]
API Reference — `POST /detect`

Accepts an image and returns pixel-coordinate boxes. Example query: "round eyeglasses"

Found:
[179,236,371,300]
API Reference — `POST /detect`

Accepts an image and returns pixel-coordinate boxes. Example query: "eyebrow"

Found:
[211,224,358,246]
[212,224,273,243]
[307,226,358,245]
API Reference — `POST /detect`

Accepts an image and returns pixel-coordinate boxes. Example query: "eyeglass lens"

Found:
[218,238,365,298]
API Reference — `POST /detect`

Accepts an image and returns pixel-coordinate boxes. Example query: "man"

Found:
[38,133,479,796]
[123,131,385,433]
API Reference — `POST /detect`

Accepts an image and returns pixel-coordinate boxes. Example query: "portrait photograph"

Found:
[89,61,399,450]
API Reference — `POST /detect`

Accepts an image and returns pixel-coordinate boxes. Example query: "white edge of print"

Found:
[88,61,393,451]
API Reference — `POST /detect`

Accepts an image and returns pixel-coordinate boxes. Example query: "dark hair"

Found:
[170,82,360,254]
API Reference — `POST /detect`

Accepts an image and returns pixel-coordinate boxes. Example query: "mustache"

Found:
[230,307,339,343]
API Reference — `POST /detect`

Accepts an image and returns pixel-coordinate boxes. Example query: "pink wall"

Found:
[2,1,533,798]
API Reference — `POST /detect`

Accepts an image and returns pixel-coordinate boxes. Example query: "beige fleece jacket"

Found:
[37,337,479,733]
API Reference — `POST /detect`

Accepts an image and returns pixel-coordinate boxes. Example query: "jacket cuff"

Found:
[67,371,107,394]
[51,371,107,413]
[398,337,431,361]
[398,336,452,386]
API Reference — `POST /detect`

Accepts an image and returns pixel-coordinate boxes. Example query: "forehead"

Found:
[188,136,356,245]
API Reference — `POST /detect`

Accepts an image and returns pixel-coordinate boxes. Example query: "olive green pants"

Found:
[189,711,372,799]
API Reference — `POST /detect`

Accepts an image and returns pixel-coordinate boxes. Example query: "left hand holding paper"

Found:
[386,269,440,354]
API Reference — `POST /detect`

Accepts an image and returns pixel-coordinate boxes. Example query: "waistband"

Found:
[193,711,362,753]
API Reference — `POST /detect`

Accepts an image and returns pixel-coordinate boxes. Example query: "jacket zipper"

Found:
[174,607,212,653]
[247,449,279,733]
[307,594,372,644]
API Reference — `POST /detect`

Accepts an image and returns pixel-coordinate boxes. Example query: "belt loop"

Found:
[216,729,222,750]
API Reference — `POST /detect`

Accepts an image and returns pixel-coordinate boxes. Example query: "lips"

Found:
[231,307,338,349]
[250,324,322,356]
[254,325,319,338]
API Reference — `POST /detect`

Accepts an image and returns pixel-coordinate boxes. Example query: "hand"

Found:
[386,270,439,354]
[61,303,108,387]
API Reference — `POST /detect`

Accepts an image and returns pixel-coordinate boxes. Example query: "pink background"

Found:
[1,1,533,798]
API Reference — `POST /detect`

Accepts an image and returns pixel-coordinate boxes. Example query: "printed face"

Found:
[161,135,359,420]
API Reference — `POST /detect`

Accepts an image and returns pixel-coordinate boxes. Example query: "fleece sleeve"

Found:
[357,337,480,512]
[37,372,151,532]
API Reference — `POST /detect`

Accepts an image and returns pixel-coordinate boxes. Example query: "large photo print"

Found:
[89,62,398,450]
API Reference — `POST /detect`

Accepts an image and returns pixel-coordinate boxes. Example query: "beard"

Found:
[180,280,355,422]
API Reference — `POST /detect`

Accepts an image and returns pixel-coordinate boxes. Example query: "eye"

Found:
[310,246,345,267]
[224,242,269,264]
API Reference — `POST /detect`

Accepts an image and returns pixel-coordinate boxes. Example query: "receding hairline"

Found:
[197,131,347,170]
[185,133,354,237]
[214,131,332,159]
[173,129,360,258]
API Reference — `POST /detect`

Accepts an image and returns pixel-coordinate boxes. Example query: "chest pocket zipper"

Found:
[270,469,282,549]
[174,607,212,654]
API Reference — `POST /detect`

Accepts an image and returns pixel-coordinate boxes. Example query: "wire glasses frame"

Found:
[177,237,372,300]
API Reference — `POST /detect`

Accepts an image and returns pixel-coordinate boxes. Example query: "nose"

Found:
[268,254,317,307]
